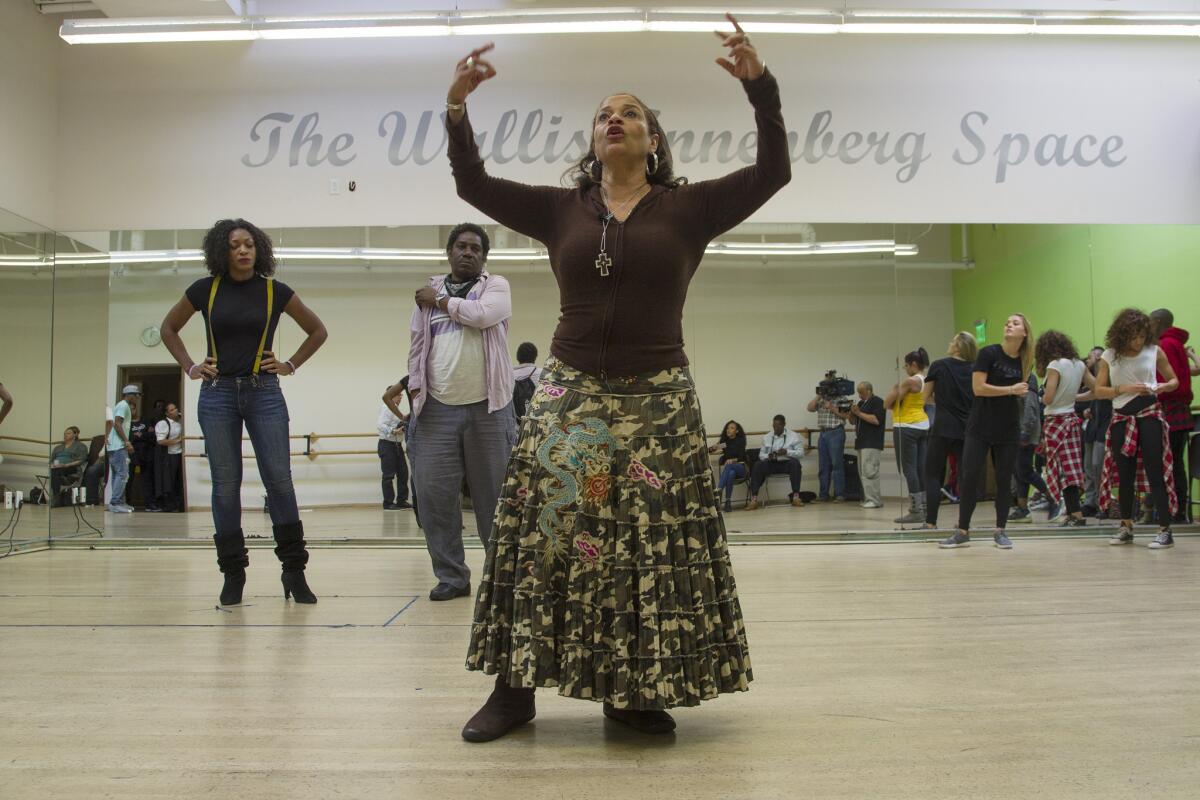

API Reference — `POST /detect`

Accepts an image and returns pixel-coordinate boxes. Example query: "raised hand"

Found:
[448,42,497,105]
[713,13,764,81]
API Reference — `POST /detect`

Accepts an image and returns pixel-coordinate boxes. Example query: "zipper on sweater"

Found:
[596,219,627,380]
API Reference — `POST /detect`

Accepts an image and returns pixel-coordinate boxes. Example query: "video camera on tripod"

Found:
[815,370,855,412]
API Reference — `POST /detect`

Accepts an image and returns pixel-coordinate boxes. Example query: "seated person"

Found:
[710,420,748,513]
[747,414,806,510]
[49,426,88,506]
[83,435,107,506]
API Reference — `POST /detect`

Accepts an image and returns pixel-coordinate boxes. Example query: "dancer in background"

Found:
[444,14,789,741]
[1093,308,1179,548]
[921,332,977,528]
[888,347,930,524]
[160,219,328,605]
[1034,331,1094,528]
[940,314,1032,550]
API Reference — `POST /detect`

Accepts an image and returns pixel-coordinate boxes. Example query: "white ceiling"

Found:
[43,0,1200,20]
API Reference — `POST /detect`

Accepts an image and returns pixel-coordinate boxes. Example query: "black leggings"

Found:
[1169,428,1190,522]
[1015,444,1049,501]
[924,434,963,526]
[956,436,1019,531]
[1111,416,1171,524]
[1063,485,1082,516]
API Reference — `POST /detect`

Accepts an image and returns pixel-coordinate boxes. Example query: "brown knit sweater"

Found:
[447,70,791,378]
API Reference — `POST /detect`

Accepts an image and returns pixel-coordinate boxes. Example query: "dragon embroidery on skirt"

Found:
[535,418,619,568]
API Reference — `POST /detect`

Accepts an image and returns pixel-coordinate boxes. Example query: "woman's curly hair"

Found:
[202,218,276,278]
[1104,308,1153,359]
[565,93,687,191]
[1034,329,1080,375]
[720,420,746,442]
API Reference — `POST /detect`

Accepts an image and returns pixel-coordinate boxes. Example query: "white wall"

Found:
[0,2,61,228]
[102,256,953,508]
[0,272,55,500]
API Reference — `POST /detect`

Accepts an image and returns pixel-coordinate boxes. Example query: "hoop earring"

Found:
[647,152,659,176]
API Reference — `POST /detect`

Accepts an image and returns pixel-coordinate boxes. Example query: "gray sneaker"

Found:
[1108,526,1135,545]
[1008,507,1032,523]
[938,531,971,549]
[894,510,925,524]
[1058,516,1088,528]
[1148,531,1174,550]
[994,531,1014,549]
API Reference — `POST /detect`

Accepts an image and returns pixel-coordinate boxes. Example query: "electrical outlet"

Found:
[15,491,23,508]
[71,487,80,504]
[3,491,11,510]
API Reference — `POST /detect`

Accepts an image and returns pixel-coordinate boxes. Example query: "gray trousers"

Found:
[408,396,516,589]
[857,448,883,506]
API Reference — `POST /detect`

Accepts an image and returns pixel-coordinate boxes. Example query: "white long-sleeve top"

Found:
[759,428,805,461]
[377,403,405,443]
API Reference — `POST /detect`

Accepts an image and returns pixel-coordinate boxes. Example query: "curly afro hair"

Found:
[1104,308,1153,358]
[202,218,276,278]
[1034,329,1080,375]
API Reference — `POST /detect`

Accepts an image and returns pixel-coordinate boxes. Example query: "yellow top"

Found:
[894,375,928,426]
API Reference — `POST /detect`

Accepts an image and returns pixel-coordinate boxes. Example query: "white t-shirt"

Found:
[1102,345,1159,411]
[155,418,183,455]
[1045,358,1086,416]
[427,284,487,406]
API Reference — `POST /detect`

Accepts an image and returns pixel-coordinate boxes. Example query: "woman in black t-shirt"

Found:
[922,331,978,528]
[940,314,1032,550]
[710,420,748,513]
[160,219,328,606]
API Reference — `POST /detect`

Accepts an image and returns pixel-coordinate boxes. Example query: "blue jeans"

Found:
[197,374,299,537]
[717,462,748,500]
[817,427,846,498]
[107,447,129,506]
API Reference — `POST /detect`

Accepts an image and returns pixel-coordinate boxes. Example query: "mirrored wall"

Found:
[4,211,1195,547]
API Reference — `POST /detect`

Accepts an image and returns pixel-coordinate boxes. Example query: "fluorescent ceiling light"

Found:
[60,8,1200,44]
[45,241,915,266]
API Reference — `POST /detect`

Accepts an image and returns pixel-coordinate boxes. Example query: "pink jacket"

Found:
[407,271,514,418]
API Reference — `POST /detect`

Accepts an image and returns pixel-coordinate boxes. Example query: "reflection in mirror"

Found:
[0,208,54,550]
[76,222,903,541]
[50,232,111,540]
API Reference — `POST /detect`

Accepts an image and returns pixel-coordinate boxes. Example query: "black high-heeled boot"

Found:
[274,521,317,604]
[213,530,249,606]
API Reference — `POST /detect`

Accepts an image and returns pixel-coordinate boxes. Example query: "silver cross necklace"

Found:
[595,183,649,278]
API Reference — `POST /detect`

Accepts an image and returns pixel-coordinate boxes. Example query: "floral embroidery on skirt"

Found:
[466,357,753,710]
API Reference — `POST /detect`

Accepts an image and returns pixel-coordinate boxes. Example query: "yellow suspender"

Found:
[206,276,274,374]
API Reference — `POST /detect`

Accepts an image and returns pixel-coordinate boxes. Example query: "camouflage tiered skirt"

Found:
[465,357,752,710]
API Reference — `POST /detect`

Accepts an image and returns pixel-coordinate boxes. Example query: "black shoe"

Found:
[603,703,676,734]
[220,569,246,606]
[461,677,536,743]
[429,582,471,601]
[383,503,398,510]
[282,570,318,604]
[394,500,413,509]
[1081,504,1100,518]
[723,499,732,513]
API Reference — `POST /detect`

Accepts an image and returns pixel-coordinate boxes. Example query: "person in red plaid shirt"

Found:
[1034,331,1096,528]
[1151,309,1196,524]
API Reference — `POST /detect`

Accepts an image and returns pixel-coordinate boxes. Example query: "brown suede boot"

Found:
[461,675,536,743]
[603,702,676,734]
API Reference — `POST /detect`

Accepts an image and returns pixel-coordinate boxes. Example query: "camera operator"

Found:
[806,372,854,501]
[746,415,806,510]
[848,382,886,508]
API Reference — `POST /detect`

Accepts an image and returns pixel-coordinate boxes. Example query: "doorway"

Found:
[115,364,186,510]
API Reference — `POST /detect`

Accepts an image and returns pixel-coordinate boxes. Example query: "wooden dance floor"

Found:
[2,537,1197,799]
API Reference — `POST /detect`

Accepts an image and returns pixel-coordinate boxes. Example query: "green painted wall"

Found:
[952,225,1200,353]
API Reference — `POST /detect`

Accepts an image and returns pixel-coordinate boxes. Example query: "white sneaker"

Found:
[860,501,883,509]
[107,504,132,513]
